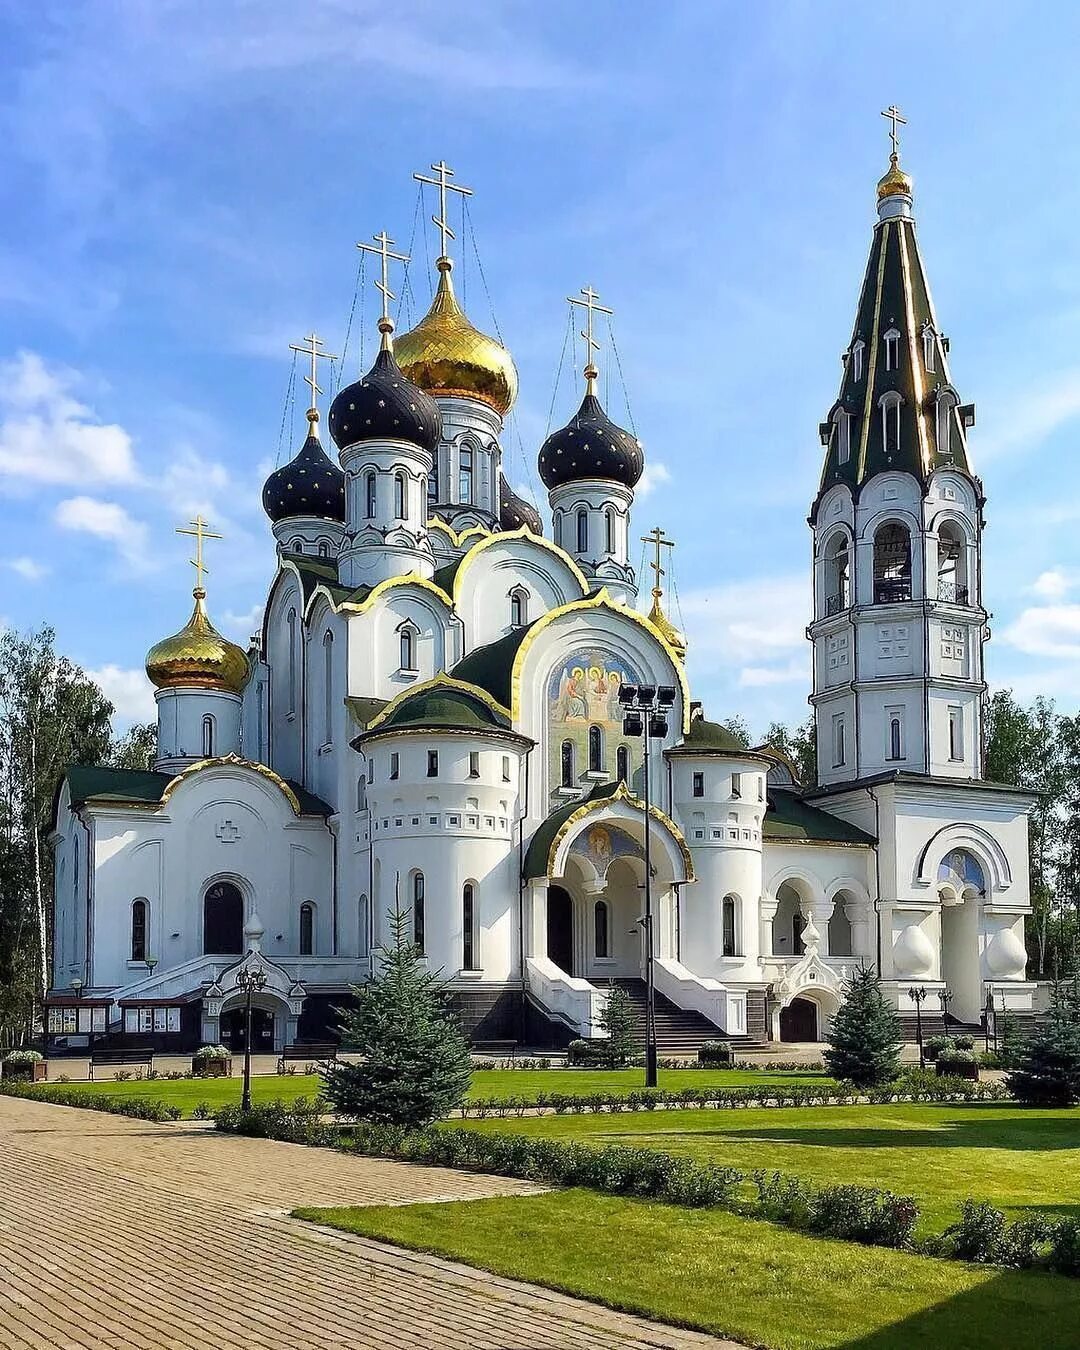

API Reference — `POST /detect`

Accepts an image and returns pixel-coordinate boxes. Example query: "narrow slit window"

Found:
[577,509,588,554]
[365,471,377,519]
[561,740,574,788]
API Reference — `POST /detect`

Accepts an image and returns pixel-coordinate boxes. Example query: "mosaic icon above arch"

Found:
[938,849,985,895]
[568,822,643,886]
[547,651,644,796]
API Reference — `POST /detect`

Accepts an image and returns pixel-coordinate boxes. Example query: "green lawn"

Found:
[50,1066,825,1115]
[460,1101,1080,1232]
[297,1189,1080,1350]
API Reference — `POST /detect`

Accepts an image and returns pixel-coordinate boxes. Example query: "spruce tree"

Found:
[1007,980,1080,1107]
[322,903,473,1127]
[598,984,637,1067]
[823,965,901,1087]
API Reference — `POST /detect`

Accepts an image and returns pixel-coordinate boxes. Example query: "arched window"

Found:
[356,774,366,811]
[287,608,297,715]
[299,902,314,956]
[509,586,528,628]
[828,894,854,956]
[880,391,903,454]
[883,327,901,372]
[616,745,630,785]
[398,622,417,672]
[459,444,473,502]
[823,532,850,615]
[834,409,851,466]
[561,740,575,788]
[202,714,215,758]
[850,339,865,383]
[131,899,148,963]
[722,895,738,957]
[576,509,589,554]
[873,522,912,603]
[588,724,603,773]
[322,630,334,746]
[317,541,331,559]
[605,507,616,554]
[888,715,903,761]
[412,872,425,953]
[594,900,609,959]
[462,883,478,970]
[358,894,370,957]
[936,390,959,459]
[394,470,407,519]
[937,521,968,603]
[922,325,936,372]
[289,537,303,554]
[365,471,377,519]
[203,881,244,955]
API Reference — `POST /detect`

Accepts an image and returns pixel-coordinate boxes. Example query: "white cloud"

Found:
[678,574,809,690]
[636,461,671,498]
[0,351,138,486]
[221,603,263,642]
[980,368,1080,462]
[739,657,809,687]
[5,556,49,582]
[1031,568,1073,601]
[54,495,150,565]
[86,664,156,726]
[1001,603,1080,660]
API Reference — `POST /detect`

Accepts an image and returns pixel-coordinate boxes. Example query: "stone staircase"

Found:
[596,977,756,1055]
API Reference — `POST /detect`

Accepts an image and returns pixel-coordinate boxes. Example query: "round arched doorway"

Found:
[203,881,244,955]
[546,885,574,976]
[780,996,819,1042]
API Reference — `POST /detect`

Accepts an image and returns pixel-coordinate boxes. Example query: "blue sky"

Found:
[4,1,1080,733]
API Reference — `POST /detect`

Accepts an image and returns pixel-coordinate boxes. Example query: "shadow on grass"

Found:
[838,1268,1080,1350]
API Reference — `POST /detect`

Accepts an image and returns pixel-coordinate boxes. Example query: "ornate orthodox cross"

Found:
[568,285,613,382]
[356,230,410,334]
[881,104,907,158]
[641,525,675,601]
[413,159,473,260]
[289,332,337,415]
[176,515,222,592]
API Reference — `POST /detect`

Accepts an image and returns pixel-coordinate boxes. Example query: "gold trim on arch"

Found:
[450,526,590,607]
[161,754,303,816]
[426,517,493,549]
[510,588,692,733]
[364,671,512,732]
[547,781,695,881]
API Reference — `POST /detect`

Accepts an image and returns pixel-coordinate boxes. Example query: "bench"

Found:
[276,1042,338,1073]
[472,1040,518,1059]
[89,1048,155,1081]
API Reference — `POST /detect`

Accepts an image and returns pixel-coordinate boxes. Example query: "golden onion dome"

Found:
[393,257,518,416]
[146,588,249,694]
[877,152,913,201]
[648,594,687,663]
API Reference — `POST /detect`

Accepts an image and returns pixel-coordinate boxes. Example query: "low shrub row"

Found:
[457,1072,1008,1119]
[0,1080,182,1122]
[215,1099,1079,1279]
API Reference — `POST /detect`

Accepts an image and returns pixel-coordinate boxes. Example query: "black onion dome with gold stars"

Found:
[262,412,346,523]
[328,347,441,454]
[538,390,643,491]
[498,472,542,534]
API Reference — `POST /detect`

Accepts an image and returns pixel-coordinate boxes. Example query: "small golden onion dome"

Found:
[648,594,688,663]
[146,588,249,694]
[877,152,913,201]
[394,257,518,416]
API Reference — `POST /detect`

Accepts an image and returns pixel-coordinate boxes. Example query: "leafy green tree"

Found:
[1006,981,1080,1106]
[322,901,472,1127]
[719,716,752,749]
[110,722,157,771]
[823,966,901,1087]
[761,716,817,786]
[598,984,637,1067]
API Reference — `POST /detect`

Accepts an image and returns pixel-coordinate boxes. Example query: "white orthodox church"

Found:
[48,141,1036,1055]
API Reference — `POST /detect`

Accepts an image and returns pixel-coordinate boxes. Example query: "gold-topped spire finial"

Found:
[357,230,410,351]
[176,514,222,598]
[641,525,687,661]
[413,159,473,266]
[289,332,337,422]
[877,105,913,202]
[568,286,613,396]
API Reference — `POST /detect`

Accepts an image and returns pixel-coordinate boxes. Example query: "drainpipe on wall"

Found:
[517,743,533,1044]
[77,808,94,991]
[867,787,883,972]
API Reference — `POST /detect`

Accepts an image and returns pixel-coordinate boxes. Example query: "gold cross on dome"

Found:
[289,332,337,416]
[568,285,613,387]
[881,104,907,158]
[413,160,473,261]
[176,515,222,592]
[641,525,675,602]
[357,230,410,337]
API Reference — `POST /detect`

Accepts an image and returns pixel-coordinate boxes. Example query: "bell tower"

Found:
[808,110,986,787]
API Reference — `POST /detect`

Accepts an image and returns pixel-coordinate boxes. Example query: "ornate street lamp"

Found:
[938,985,954,1032]
[907,986,927,1067]
[235,965,268,1111]
[618,680,677,1089]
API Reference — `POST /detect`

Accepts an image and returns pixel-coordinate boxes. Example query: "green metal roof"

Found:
[282,552,368,608]
[451,625,534,708]
[667,718,763,757]
[64,763,331,816]
[523,781,617,880]
[364,684,513,737]
[764,788,875,845]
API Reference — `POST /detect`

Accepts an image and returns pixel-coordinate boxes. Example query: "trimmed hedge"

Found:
[0,1080,182,1122]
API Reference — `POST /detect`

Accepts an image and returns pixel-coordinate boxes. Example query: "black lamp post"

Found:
[908,986,927,1067]
[984,988,995,1054]
[938,985,954,1031]
[236,965,267,1111]
[618,680,677,1089]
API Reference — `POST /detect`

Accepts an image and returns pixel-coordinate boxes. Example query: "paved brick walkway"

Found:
[0,1096,736,1350]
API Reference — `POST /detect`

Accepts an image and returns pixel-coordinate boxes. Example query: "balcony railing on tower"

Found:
[874,577,913,604]
[937,578,969,604]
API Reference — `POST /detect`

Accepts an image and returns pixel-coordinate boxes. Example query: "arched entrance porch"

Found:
[777,987,840,1043]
